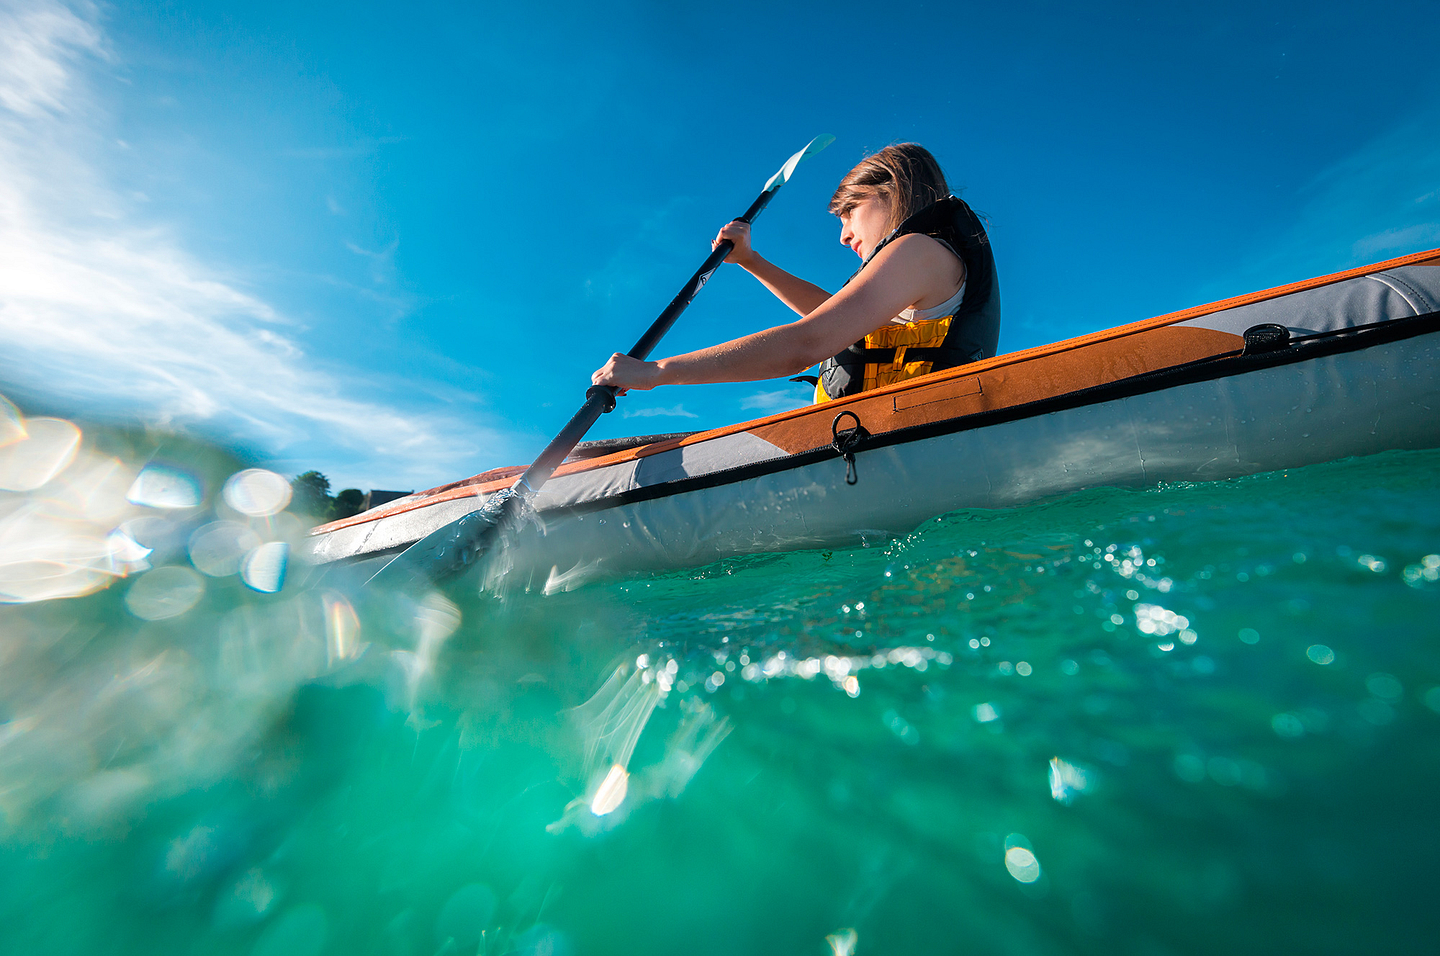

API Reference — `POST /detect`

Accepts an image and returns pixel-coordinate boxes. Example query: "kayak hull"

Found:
[306,252,1440,585]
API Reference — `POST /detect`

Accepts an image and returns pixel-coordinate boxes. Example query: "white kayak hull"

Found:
[306,251,1440,584]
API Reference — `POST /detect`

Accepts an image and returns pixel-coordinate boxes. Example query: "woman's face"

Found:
[838,194,891,260]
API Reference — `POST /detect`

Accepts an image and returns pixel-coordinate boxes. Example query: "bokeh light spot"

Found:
[826,928,858,956]
[223,469,293,517]
[324,593,362,664]
[1357,698,1396,726]
[241,542,289,593]
[1365,673,1403,701]
[128,465,201,509]
[0,395,23,448]
[0,417,81,491]
[590,763,629,815]
[189,521,261,577]
[125,566,205,620]
[1272,713,1305,738]
[1307,644,1336,665]
[1049,757,1092,803]
[1005,845,1042,883]
[1173,754,1207,782]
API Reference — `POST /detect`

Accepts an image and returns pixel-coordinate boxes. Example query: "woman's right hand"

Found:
[592,352,667,391]
[713,219,755,267]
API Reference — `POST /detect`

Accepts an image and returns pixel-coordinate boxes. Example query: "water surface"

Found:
[2,416,1438,955]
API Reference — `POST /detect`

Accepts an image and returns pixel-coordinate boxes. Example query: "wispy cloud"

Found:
[622,404,698,419]
[344,238,400,285]
[1214,108,1440,297]
[0,0,516,490]
[0,0,102,118]
[739,388,803,414]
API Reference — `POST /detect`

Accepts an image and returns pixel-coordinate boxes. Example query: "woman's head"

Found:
[829,143,951,235]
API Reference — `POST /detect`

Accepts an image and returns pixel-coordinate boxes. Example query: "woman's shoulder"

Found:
[869,232,965,276]
[862,233,965,309]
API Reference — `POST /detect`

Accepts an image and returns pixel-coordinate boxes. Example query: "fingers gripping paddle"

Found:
[369,134,835,589]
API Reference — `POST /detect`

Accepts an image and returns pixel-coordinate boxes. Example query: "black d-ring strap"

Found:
[831,411,870,486]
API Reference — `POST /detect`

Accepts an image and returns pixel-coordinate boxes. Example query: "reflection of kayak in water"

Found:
[307,247,1440,583]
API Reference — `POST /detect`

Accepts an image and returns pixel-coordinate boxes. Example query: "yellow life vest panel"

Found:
[813,314,955,403]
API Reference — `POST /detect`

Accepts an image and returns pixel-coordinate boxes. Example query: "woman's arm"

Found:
[593,234,957,389]
[715,220,831,316]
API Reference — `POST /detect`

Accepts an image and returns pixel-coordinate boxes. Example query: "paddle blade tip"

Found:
[804,133,836,155]
[364,488,528,592]
[765,133,837,192]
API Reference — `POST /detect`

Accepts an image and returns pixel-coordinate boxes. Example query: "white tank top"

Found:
[893,280,966,325]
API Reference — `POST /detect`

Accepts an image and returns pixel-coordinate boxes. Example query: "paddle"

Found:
[369,134,836,589]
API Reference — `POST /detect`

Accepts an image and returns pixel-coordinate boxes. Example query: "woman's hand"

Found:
[592,352,668,391]
[713,220,756,267]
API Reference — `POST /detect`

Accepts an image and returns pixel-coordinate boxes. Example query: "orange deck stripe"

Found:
[311,246,1440,536]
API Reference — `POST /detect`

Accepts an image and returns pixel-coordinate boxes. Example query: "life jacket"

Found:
[815,196,1000,402]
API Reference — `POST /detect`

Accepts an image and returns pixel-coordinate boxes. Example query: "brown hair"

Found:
[828,143,951,233]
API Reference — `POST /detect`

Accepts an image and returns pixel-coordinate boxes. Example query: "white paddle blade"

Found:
[763,133,835,193]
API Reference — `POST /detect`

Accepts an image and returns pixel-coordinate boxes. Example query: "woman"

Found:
[591,143,1000,403]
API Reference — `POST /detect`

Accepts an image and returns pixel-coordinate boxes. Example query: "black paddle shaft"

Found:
[511,188,778,496]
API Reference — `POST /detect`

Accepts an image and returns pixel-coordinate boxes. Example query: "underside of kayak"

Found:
[306,248,1440,585]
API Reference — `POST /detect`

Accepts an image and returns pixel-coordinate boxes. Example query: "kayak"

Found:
[306,247,1440,586]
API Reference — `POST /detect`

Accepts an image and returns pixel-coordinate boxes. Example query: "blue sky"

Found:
[1,0,1438,491]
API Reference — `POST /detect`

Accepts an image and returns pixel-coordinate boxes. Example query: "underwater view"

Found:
[1,399,1439,956]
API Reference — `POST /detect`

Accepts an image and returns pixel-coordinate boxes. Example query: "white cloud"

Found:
[621,404,698,419]
[0,0,519,491]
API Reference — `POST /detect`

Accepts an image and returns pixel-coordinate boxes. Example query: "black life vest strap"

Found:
[839,343,975,365]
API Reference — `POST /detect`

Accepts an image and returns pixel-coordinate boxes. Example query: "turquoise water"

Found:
[2,419,1439,955]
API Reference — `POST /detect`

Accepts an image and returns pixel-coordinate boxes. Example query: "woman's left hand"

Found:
[592,352,667,391]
